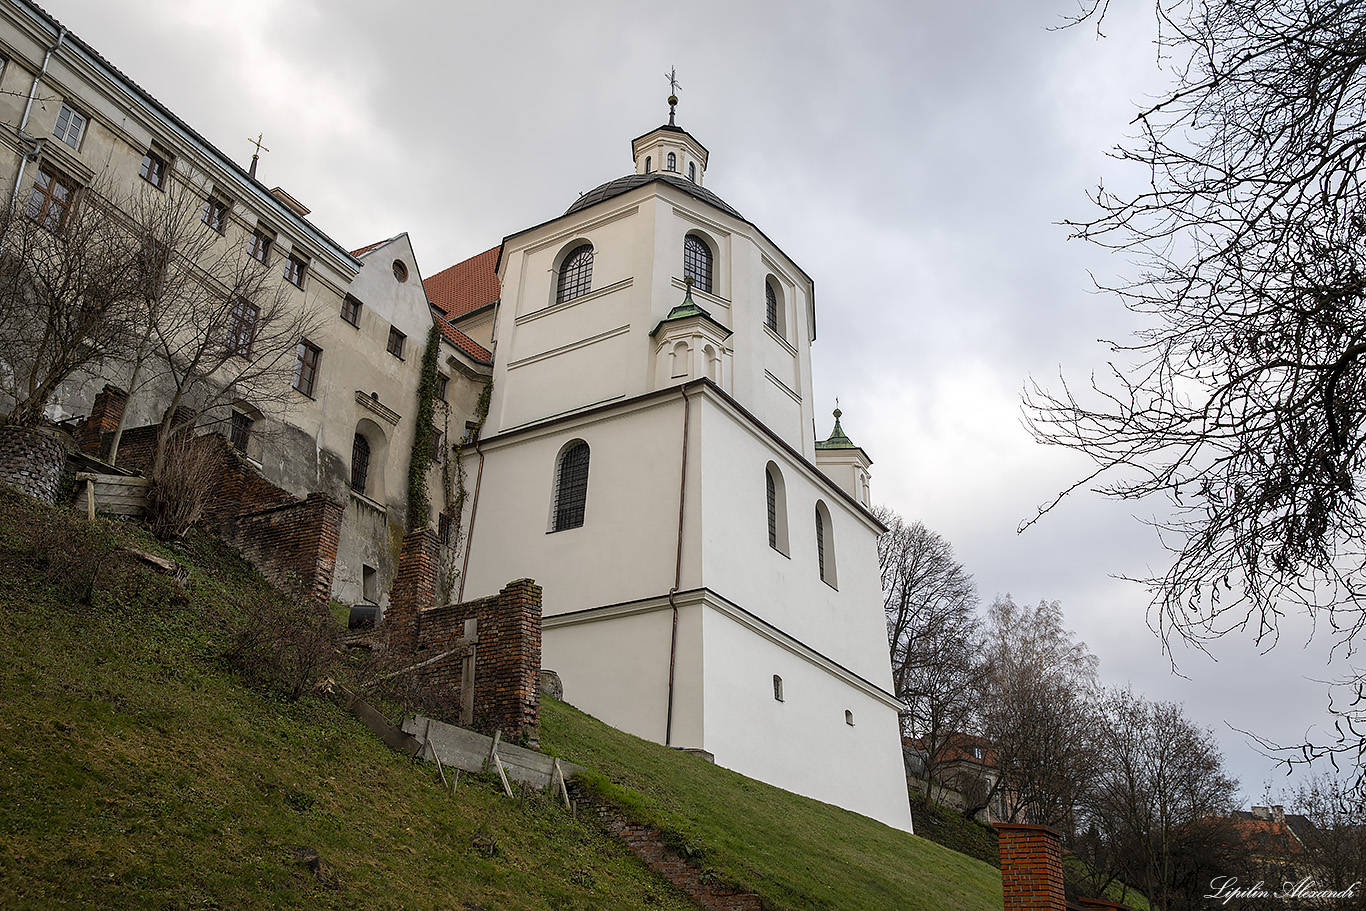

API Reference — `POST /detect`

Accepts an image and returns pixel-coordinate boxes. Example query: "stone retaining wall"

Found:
[0,425,71,504]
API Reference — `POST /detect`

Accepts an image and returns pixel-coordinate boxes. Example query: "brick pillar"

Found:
[997,823,1066,911]
[489,578,542,745]
[386,529,440,655]
[78,384,127,455]
[297,493,344,602]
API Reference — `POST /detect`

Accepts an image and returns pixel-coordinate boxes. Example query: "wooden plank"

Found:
[85,478,95,521]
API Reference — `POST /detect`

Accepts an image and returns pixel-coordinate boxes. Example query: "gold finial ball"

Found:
[833,407,842,420]
[668,94,678,106]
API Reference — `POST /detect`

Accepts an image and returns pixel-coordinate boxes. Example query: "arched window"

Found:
[815,500,837,587]
[666,152,676,171]
[688,161,696,182]
[645,155,652,173]
[773,675,784,702]
[556,243,594,303]
[351,433,371,494]
[765,280,779,333]
[552,440,591,532]
[684,235,713,294]
[766,462,789,555]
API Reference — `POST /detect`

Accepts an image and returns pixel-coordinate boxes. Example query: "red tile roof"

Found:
[426,245,501,319]
[349,237,392,258]
[433,311,492,364]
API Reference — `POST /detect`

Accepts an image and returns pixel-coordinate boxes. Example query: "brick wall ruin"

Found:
[75,405,343,602]
[383,529,542,745]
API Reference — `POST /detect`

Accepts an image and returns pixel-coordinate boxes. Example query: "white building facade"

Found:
[456,118,911,830]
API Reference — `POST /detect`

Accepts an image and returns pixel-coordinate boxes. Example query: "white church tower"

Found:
[457,91,911,831]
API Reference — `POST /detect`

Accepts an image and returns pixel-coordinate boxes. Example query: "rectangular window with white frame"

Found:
[53,103,87,149]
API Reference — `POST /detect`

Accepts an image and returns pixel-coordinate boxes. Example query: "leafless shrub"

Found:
[229,590,341,701]
[146,429,219,540]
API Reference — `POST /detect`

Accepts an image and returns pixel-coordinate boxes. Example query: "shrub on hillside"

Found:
[228,589,340,700]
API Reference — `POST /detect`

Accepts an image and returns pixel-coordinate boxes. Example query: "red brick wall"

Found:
[232,492,343,603]
[77,385,127,456]
[383,540,542,746]
[570,782,761,911]
[997,823,1067,911]
[83,413,343,602]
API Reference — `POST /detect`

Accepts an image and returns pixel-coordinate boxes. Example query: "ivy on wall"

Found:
[405,325,442,532]
[439,378,491,596]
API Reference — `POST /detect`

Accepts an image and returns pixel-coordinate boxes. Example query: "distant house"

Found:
[906,732,1017,822]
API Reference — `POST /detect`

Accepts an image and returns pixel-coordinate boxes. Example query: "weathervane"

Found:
[666,66,681,126]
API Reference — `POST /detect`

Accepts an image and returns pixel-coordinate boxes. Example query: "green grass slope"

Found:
[0,488,1005,910]
[541,702,1003,911]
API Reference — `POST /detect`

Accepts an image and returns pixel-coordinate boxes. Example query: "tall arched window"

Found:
[351,433,371,494]
[766,462,789,555]
[667,152,677,171]
[765,280,779,332]
[815,500,837,587]
[556,243,594,303]
[552,440,591,531]
[645,155,652,173]
[684,235,713,294]
[688,162,696,181]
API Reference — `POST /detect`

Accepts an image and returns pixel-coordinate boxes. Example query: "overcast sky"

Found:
[41,0,1361,801]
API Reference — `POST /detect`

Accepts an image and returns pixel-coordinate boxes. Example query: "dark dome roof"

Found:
[566,173,743,219]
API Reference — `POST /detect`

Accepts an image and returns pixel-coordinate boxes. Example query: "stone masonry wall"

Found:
[0,425,71,504]
[997,823,1067,911]
[569,782,762,911]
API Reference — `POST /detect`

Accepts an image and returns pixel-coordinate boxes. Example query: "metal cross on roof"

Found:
[247,132,270,178]
[666,66,681,125]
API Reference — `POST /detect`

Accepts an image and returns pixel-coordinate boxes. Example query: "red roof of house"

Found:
[906,733,999,769]
[349,237,394,258]
[1227,818,1306,856]
[433,311,492,364]
[425,246,501,319]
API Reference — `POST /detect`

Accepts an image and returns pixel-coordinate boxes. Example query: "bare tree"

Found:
[873,506,983,800]
[112,178,320,485]
[1075,688,1241,911]
[970,596,1100,828]
[1029,0,1366,788]
[1283,773,1366,909]
[0,175,141,425]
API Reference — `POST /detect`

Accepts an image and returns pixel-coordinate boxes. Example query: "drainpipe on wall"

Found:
[455,441,486,604]
[664,385,690,746]
[10,26,67,211]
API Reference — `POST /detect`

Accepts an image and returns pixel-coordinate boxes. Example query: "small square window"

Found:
[436,374,449,402]
[293,340,321,397]
[284,254,307,288]
[387,326,406,359]
[248,228,272,264]
[53,103,86,149]
[202,197,228,233]
[462,421,479,445]
[341,294,362,327]
[139,151,168,189]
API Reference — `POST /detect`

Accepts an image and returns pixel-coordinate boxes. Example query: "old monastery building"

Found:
[0,0,911,831]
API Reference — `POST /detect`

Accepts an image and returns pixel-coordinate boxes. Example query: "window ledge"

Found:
[764,324,798,357]
[350,490,386,513]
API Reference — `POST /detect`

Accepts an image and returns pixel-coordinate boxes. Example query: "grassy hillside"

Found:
[0,487,1005,910]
